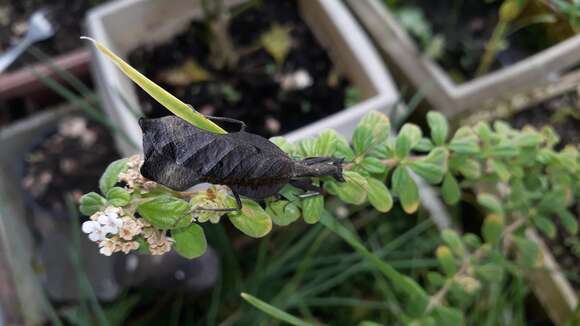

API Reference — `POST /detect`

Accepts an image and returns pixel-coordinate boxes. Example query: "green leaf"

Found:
[489,159,510,182]
[227,198,272,238]
[477,193,504,216]
[488,140,517,158]
[432,305,464,326]
[83,38,225,134]
[266,200,301,226]
[457,158,481,179]
[482,214,504,245]
[558,209,578,235]
[396,124,422,158]
[352,125,374,155]
[358,111,391,143]
[441,174,461,205]
[449,127,479,154]
[79,192,107,216]
[106,187,131,207]
[534,216,556,239]
[241,293,314,326]
[171,224,207,259]
[260,24,292,65]
[514,130,543,147]
[414,138,434,152]
[325,171,368,205]
[392,166,420,214]
[462,234,481,249]
[366,177,393,213]
[99,158,128,194]
[436,245,457,276]
[270,137,297,156]
[441,229,465,257]
[409,147,447,184]
[475,264,504,283]
[302,196,324,224]
[474,121,492,145]
[360,156,387,174]
[137,195,191,229]
[513,236,540,268]
[299,138,318,157]
[316,129,338,156]
[335,133,355,161]
[427,111,448,146]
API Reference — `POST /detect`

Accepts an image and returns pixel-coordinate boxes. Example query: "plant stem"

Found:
[476,21,509,77]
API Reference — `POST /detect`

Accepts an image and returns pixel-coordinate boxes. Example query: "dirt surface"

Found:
[21,116,118,217]
[129,0,353,138]
[0,0,102,72]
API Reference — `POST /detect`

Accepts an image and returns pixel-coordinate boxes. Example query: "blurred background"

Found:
[0,0,578,325]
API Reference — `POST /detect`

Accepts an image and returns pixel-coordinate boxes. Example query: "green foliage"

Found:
[99,158,128,194]
[172,224,207,259]
[81,41,580,323]
[137,196,192,229]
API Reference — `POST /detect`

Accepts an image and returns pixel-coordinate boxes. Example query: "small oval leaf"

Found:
[172,223,207,259]
[99,158,128,194]
[227,198,272,238]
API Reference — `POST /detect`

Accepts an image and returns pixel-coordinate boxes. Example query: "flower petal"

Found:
[82,221,99,234]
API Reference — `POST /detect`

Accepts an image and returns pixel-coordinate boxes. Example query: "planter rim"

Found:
[347,0,580,117]
[86,0,399,156]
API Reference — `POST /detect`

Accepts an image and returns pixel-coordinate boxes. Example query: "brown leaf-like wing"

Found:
[140,116,293,197]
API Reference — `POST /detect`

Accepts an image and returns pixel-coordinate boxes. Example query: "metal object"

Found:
[0,9,57,73]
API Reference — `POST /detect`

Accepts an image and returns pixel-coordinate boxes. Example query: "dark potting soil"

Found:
[389,0,575,82]
[0,0,103,72]
[510,92,580,290]
[128,0,352,139]
[21,116,118,217]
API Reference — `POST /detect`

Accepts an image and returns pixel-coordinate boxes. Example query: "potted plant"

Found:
[347,0,580,118]
[85,0,399,156]
[460,87,580,324]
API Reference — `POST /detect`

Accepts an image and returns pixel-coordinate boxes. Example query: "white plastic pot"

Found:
[86,0,399,156]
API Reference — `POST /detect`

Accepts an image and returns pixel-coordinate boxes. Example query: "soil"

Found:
[128,0,353,138]
[21,116,118,217]
[509,92,580,290]
[0,0,103,72]
[389,0,575,82]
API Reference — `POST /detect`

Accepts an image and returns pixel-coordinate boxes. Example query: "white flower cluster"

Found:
[119,155,156,192]
[81,206,173,256]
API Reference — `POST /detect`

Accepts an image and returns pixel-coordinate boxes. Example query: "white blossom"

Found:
[279,69,313,91]
[82,221,106,242]
[97,207,123,234]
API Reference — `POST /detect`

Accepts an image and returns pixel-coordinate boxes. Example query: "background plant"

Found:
[80,39,579,324]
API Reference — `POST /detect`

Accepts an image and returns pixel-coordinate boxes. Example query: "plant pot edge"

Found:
[347,0,580,118]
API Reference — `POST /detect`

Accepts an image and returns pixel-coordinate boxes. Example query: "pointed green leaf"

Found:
[172,223,207,259]
[558,209,578,235]
[489,159,510,182]
[534,216,556,239]
[99,158,128,194]
[260,24,292,65]
[241,293,313,326]
[477,193,504,216]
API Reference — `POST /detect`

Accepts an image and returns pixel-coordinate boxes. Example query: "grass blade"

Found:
[240,293,314,326]
[82,37,226,134]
